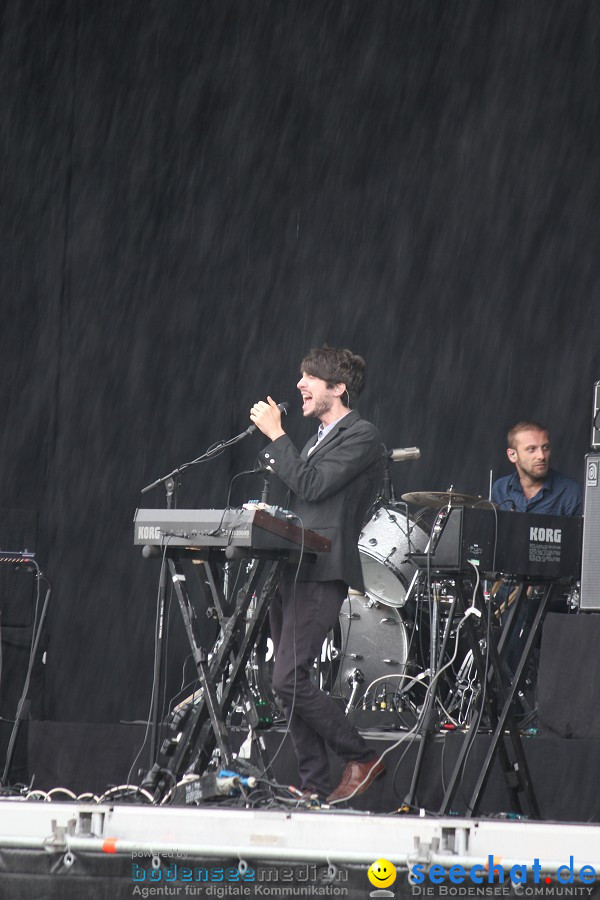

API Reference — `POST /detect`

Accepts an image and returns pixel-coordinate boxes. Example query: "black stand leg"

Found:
[149,553,168,767]
[200,560,275,779]
[438,578,541,818]
[144,552,284,799]
[465,584,553,816]
[149,476,177,767]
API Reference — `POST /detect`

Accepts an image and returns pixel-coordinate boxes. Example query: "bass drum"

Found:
[333,593,427,718]
[335,594,408,707]
[358,505,431,608]
[334,591,470,723]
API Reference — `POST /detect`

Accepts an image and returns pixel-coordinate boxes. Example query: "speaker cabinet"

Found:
[580,453,600,610]
[592,381,600,450]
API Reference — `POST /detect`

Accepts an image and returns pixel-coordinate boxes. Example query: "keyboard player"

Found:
[491,421,582,673]
[491,421,582,516]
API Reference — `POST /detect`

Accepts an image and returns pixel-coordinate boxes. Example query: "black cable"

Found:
[127,541,171,786]
[226,468,262,509]
[457,572,492,813]
[389,732,419,803]
[159,580,174,728]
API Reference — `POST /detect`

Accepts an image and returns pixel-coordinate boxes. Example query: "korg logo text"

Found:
[529,527,561,543]
[138,526,161,541]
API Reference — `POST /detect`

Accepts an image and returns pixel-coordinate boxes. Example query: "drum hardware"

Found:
[566,582,580,610]
[346,667,364,686]
[380,445,421,503]
[345,668,365,713]
[442,648,481,726]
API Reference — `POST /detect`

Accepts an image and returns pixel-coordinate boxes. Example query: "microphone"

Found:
[388,446,420,462]
[246,401,289,436]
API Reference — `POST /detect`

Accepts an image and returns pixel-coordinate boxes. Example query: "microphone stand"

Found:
[140,404,288,497]
[141,426,254,768]
[140,426,257,496]
[260,472,270,504]
[148,475,176,768]
[381,449,394,502]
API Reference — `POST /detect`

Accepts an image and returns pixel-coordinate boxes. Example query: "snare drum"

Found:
[358,506,430,607]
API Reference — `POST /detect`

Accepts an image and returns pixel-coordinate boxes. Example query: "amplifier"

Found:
[592,381,600,450]
[580,454,600,610]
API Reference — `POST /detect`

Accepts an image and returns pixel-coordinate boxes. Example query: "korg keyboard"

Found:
[133,507,330,555]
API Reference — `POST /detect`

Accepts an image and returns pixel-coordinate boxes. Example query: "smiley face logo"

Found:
[367,858,397,889]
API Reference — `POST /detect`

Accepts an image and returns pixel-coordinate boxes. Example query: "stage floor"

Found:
[0,719,598,898]
[25,720,600,822]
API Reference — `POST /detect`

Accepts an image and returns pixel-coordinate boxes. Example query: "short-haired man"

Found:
[491,421,582,674]
[250,346,384,804]
[491,421,582,516]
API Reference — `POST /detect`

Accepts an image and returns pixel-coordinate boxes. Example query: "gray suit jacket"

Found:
[259,410,382,589]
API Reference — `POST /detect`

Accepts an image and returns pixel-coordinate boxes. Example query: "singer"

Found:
[249,345,385,804]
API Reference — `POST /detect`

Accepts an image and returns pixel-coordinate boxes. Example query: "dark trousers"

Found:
[269,578,374,796]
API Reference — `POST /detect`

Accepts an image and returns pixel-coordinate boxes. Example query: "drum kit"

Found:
[331,490,485,729]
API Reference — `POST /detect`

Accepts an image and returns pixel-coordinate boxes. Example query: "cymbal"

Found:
[401,490,485,508]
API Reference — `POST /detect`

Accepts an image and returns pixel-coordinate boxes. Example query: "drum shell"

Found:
[358,506,430,608]
[334,594,410,706]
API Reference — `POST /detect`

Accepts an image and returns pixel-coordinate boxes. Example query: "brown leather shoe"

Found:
[326,756,385,804]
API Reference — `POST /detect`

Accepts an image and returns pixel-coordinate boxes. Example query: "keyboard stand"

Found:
[462,581,555,816]
[438,578,543,818]
[142,548,289,801]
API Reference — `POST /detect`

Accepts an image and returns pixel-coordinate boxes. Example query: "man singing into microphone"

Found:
[250,345,384,804]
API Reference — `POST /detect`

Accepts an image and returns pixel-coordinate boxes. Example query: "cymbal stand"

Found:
[402,573,460,809]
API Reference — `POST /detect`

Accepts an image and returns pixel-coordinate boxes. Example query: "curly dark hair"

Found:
[300,345,366,407]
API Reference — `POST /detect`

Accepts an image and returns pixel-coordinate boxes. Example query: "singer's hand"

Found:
[250,396,286,441]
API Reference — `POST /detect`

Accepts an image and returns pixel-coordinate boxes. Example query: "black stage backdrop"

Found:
[1,1,599,725]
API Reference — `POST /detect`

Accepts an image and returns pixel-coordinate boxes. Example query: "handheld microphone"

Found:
[246,401,289,435]
[388,446,420,462]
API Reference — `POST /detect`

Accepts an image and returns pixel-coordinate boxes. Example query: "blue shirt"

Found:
[491,468,583,516]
